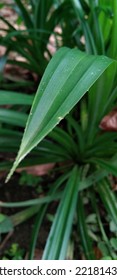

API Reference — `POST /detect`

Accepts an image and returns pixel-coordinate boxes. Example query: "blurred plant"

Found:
[0,0,63,83]
[19,171,42,187]
[2,243,24,260]
[0,0,117,260]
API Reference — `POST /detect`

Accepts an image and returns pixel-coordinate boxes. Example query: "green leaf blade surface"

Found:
[6,47,113,182]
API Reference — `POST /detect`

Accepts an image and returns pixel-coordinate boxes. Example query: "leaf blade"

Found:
[42,166,80,260]
[6,47,113,182]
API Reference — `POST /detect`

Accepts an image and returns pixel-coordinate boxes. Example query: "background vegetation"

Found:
[0,0,117,260]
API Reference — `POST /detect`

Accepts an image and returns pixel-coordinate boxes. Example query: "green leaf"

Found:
[10,205,40,227]
[0,192,62,208]
[49,126,78,156]
[108,0,117,59]
[0,90,34,105]
[0,109,27,127]
[110,238,117,251]
[79,169,108,191]
[28,177,63,260]
[77,195,95,259]
[93,157,117,177]
[0,214,6,223]
[101,256,113,260]
[0,215,13,234]
[98,241,110,258]
[98,180,117,226]
[14,0,33,28]
[28,206,47,260]
[0,55,7,72]
[110,221,117,233]
[6,47,113,182]
[87,62,117,144]
[42,166,80,260]
[71,0,97,54]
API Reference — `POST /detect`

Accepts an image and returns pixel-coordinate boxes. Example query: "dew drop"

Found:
[58,116,63,121]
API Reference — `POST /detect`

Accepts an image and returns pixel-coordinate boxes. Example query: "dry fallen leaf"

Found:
[94,247,102,260]
[16,163,55,176]
[100,108,117,131]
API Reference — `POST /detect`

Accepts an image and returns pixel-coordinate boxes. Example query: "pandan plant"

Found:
[0,0,117,260]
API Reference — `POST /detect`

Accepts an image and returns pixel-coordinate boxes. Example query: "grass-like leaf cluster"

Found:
[0,0,117,260]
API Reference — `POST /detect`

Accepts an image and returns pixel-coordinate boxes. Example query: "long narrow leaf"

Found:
[28,173,67,260]
[77,195,95,259]
[98,179,117,226]
[0,90,34,105]
[6,47,113,182]
[0,192,62,208]
[0,109,27,127]
[93,157,117,177]
[42,166,80,260]
[14,0,33,28]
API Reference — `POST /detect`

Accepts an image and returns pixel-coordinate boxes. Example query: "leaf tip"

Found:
[5,154,22,183]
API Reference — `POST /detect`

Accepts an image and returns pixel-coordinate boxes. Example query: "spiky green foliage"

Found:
[0,0,117,260]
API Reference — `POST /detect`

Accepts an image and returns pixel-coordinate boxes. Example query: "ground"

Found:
[0,174,50,259]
